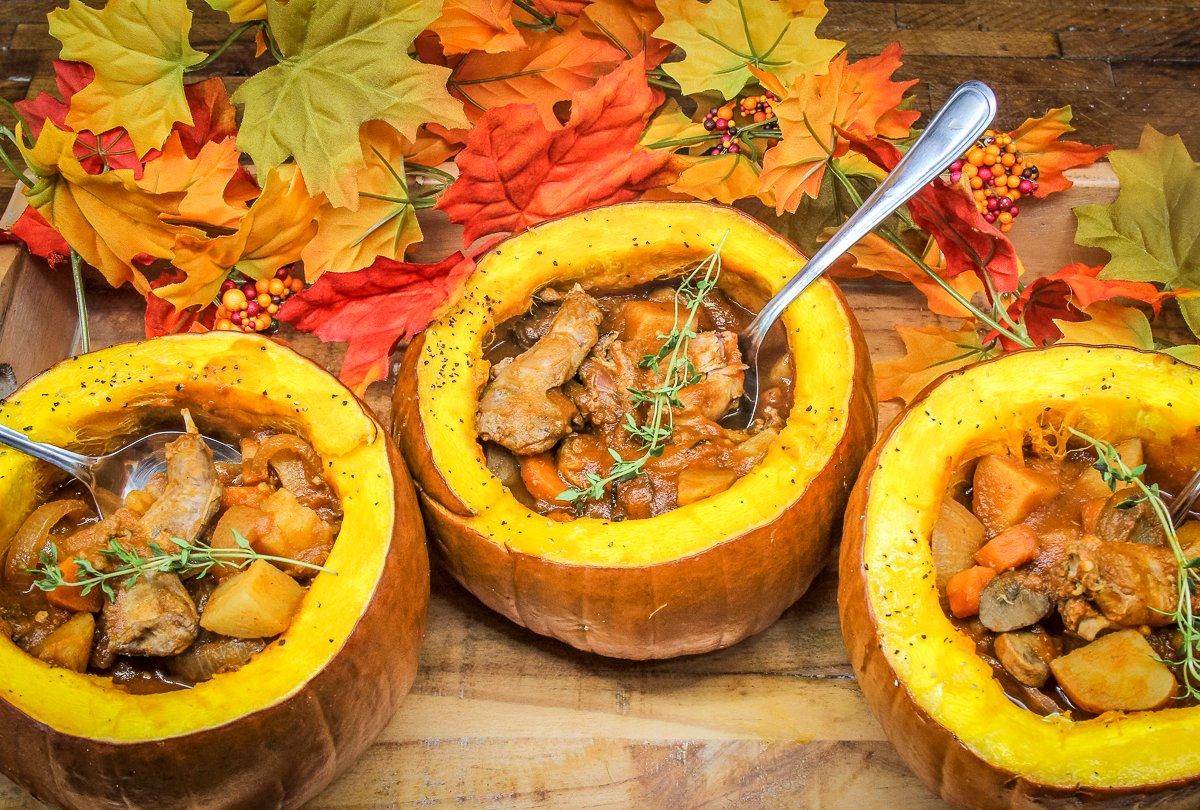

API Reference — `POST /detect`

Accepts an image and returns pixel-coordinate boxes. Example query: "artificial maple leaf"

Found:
[15,60,147,176]
[755,44,919,214]
[145,269,216,337]
[843,232,982,318]
[159,165,319,309]
[1054,301,1154,350]
[278,251,476,394]
[580,0,672,68]
[233,0,467,209]
[876,322,992,404]
[641,101,763,204]
[17,121,198,293]
[175,78,240,159]
[1009,262,1168,345]
[653,0,843,99]
[533,0,592,16]
[1009,106,1112,197]
[401,123,468,167]
[1075,127,1200,338]
[136,131,258,229]
[430,0,525,54]
[6,208,71,268]
[448,24,624,127]
[47,0,206,156]
[857,139,1022,293]
[302,121,425,279]
[439,56,677,245]
[203,0,267,23]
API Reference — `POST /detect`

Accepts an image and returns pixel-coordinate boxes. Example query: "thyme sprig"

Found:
[1069,427,1200,700]
[558,232,730,503]
[28,530,333,602]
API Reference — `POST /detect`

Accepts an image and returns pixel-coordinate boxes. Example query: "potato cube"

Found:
[676,468,738,506]
[1050,630,1176,713]
[1074,438,1144,500]
[972,454,1059,534]
[200,560,305,639]
[32,612,95,673]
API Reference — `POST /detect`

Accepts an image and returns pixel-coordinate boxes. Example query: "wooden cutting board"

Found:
[0,166,1174,808]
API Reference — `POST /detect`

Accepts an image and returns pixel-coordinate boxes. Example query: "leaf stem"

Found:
[69,249,90,353]
[512,0,563,32]
[187,21,259,72]
[0,132,33,189]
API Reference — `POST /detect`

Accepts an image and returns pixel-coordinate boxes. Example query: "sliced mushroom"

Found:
[994,629,1062,688]
[979,571,1053,632]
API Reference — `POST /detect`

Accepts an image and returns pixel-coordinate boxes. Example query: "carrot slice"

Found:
[974,525,1039,572]
[46,558,102,613]
[519,453,572,503]
[946,565,997,618]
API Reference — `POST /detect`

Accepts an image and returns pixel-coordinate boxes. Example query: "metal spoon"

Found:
[730,80,998,429]
[1171,468,1200,527]
[0,424,240,518]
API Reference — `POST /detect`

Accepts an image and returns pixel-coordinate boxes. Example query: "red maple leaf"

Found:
[16,60,147,175]
[277,252,478,395]
[175,78,240,160]
[1004,263,1171,347]
[144,269,217,338]
[438,56,677,245]
[6,208,70,267]
[852,138,1022,293]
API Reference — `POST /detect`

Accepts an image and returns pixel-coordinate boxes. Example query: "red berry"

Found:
[246,301,261,316]
[984,212,997,223]
[728,143,741,154]
[221,279,236,292]
[1009,205,1020,217]
[715,118,728,130]
[986,198,1000,212]
[998,197,1012,211]
[977,167,992,182]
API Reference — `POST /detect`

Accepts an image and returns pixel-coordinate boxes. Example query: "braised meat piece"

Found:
[139,433,224,547]
[102,571,200,657]
[678,331,745,421]
[570,334,637,429]
[477,287,603,455]
[1065,538,1177,628]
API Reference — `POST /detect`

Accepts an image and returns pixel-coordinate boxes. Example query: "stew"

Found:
[935,429,1200,718]
[0,424,341,692]
[478,279,793,520]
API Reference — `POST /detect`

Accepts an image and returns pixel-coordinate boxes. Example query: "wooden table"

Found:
[1,163,1179,807]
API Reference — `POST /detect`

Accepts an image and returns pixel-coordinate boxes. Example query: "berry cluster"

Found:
[949,130,1040,233]
[700,92,779,156]
[215,268,305,333]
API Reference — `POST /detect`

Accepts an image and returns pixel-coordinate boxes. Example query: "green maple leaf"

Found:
[233,0,467,209]
[653,0,844,99]
[1076,127,1200,334]
[48,0,206,156]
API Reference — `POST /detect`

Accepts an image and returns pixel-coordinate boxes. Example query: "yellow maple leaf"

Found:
[136,131,258,229]
[203,0,267,23]
[654,0,843,99]
[1054,301,1154,349]
[401,123,467,167]
[640,100,766,205]
[302,121,425,279]
[876,322,992,404]
[48,0,206,156]
[17,122,199,293]
[430,0,525,54]
[159,165,320,309]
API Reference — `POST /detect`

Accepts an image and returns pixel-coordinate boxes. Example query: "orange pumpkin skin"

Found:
[0,334,429,809]
[839,346,1200,808]
[393,202,875,659]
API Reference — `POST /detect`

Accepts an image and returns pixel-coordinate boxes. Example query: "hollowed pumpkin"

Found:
[393,201,874,659]
[0,332,429,809]
[839,345,1200,806]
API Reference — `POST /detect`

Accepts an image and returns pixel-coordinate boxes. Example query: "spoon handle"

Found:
[0,423,97,487]
[742,80,997,352]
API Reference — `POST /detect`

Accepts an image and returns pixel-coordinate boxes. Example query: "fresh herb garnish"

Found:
[28,530,333,602]
[1069,427,1200,700]
[559,231,730,503]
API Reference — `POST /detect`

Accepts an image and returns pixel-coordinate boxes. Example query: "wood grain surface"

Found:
[2,164,1181,808]
[0,0,1195,804]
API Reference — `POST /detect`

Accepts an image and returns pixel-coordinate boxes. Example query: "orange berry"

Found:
[216,305,230,319]
[1008,189,1021,201]
[255,279,271,295]
[717,104,734,120]
[267,304,279,314]
[1007,175,1021,188]
[222,289,248,311]
[998,211,1013,224]
[215,318,234,331]
[289,277,304,292]
[268,278,286,296]
[1000,222,1013,233]
[962,163,979,177]
[982,153,997,166]
[967,148,985,166]
[1001,153,1016,167]
[970,176,984,189]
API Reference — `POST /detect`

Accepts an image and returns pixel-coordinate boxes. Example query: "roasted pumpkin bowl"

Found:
[0,332,428,809]
[393,201,874,659]
[839,345,1200,807]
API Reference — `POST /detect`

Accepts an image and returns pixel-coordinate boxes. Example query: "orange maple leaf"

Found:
[580,0,672,68]
[401,122,468,167]
[136,131,258,229]
[429,0,525,55]
[876,322,992,404]
[448,24,624,127]
[842,232,982,318]
[1008,107,1113,197]
[757,43,919,214]
[439,56,678,245]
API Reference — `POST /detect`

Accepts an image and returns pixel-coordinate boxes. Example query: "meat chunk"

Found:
[478,287,603,455]
[102,571,200,657]
[139,433,224,546]
[1065,538,1177,627]
[678,331,745,421]
[571,334,637,429]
